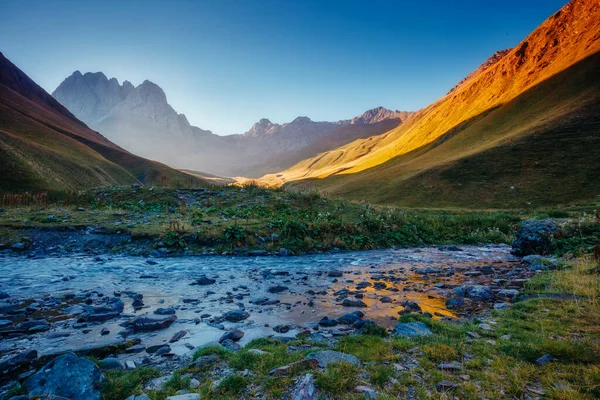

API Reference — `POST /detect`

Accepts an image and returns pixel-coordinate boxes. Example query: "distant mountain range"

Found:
[0,52,206,192]
[53,74,412,177]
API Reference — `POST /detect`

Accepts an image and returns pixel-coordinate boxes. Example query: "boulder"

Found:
[512,220,559,256]
[25,353,104,400]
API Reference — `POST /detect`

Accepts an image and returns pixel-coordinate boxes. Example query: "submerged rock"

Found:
[25,353,104,400]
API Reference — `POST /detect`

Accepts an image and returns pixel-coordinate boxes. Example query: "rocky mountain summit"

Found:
[53,73,411,176]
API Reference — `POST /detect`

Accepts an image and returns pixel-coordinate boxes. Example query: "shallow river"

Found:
[0,245,518,362]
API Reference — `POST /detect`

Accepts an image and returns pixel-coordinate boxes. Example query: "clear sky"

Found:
[1,0,567,135]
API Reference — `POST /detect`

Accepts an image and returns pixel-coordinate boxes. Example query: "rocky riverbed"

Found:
[0,243,547,392]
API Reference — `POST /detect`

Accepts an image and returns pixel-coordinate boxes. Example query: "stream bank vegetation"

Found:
[0,184,598,256]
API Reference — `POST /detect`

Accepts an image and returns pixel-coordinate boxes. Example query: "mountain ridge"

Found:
[53,72,412,176]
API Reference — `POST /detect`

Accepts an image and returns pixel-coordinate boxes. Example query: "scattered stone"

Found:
[130,314,177,332]
[222,310,250,322]
[305,350,359,368]
[341,299,367,308]
[318,316,339,327]
[536,354,552,365]
[269,358,319,376]
[192,354,219,369]
[165,394,200,400]
[170,330,188,343]
[355,385,378,399]
[438,362,462,371]
[191,276,216,285]
[273,324,290,333]
[291,373,317,400]
[452,285,494,301]
[147,344,171,354]
[268,285,288,293]
[25,353,104,400]
[98,357,123,371]
[436,380,458,391]
[155,307,176,315]
[338,311,363,325]
[393,322,432,337]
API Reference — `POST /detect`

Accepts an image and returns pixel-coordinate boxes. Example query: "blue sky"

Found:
[1,0,567,135]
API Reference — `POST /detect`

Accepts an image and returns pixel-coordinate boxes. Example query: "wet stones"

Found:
[327,271,343,278]
[445,298,465,309]
[341,299,367,308]
[219,329,244,343]
[273,324,291,333]
[155,307,176,315]
[16,319,50,333]
[318,316,338,327]
[338,311,363,325]
[222,309,250,322]
[129,314,177,332]
[268,285,288,293]
[191,275,216,285]
[399,301,422,314]
[170,330,188,343]
[0,349,37,376]
[452,285,494,302]
[393,322,432,337]
[25,353,104,400]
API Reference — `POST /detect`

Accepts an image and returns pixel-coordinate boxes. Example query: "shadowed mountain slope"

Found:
[0,52,206,192]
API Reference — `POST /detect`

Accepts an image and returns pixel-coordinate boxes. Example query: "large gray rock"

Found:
[305,350,359,368]
[25,353,104,400]
[512,220,559,256]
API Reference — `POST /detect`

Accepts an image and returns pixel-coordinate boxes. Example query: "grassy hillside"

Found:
[0,52,207,192]
[262,0,600,208]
